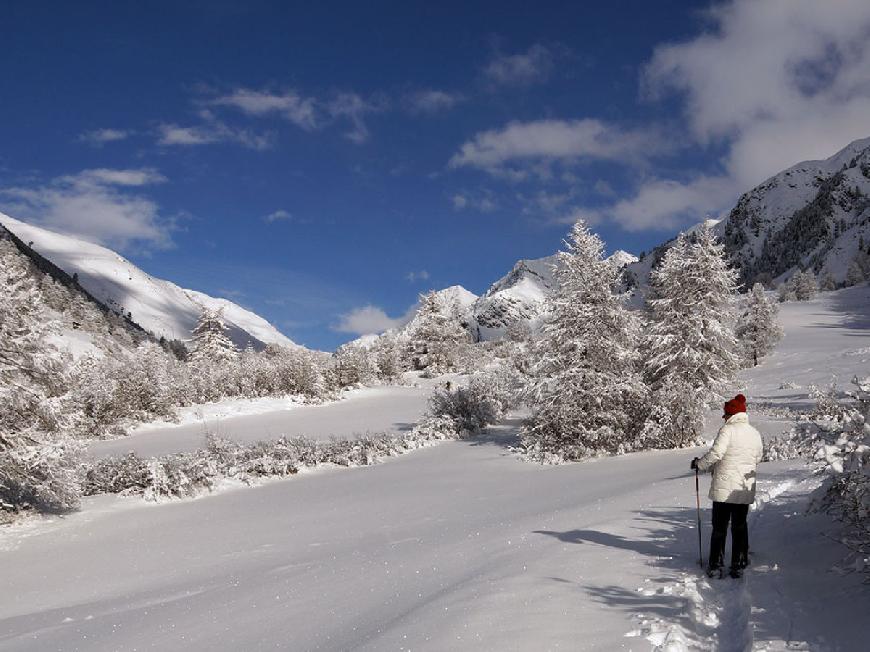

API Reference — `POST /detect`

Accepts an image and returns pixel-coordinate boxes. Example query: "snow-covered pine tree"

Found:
[792,270,818,301]
[371,333,403,381]
[521,220,646,460]
[189,307,238,362]
[643,224,740,446]
[819,270,837,291]
[736,283,783,367]
[0,240,80,512]
[407,292,469,373]
[333,342,377,387]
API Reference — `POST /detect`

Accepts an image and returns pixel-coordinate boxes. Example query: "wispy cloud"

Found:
[263,209,294,223]
[483,44,555,87]
[157,111,273,150]
[406,270,430,282]
[404,89,464,114]
[78,128,131,146]
[326,92,386,144]
[0,168,173,250]
[333,304,414,335]
[451,192,497,213]
[211,88,317,129]
[449,119,665,176]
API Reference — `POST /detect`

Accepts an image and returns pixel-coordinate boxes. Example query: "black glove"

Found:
[690,457,699,471]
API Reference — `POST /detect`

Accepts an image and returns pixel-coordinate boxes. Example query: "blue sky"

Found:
[3,1,870,349]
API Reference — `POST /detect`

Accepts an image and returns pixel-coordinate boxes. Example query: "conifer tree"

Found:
[819,270,837,291]
[407,292,469,373]
[736,283,783,367]
[642,224,739,445]
[189,308,238,362]
[522,220,646,460]
[792,270,818,301]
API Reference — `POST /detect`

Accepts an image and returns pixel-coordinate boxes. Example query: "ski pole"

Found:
[695,466,703,567]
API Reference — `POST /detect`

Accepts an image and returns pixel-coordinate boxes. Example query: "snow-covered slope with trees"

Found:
[0,213,295,350]
[723,137,870,287]
[626,138,870,293]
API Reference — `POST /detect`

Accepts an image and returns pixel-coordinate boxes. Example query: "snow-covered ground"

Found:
[2,287,870,651]
[88,385,433,459]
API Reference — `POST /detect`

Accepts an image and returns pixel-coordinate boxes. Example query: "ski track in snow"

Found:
[624,473,800,652]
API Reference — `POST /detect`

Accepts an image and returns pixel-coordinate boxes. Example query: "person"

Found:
[691,393,764,579]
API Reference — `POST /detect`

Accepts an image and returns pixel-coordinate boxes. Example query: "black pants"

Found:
[709,501,749,570]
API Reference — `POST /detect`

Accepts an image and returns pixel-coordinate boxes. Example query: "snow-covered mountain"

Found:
[722,137,870,287]
[468,250,638,341]
[0,213,296,350]
[469,255,558,341]
[626,138,870,292]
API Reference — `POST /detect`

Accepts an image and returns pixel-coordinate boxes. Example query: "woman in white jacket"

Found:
[691,393,764,578]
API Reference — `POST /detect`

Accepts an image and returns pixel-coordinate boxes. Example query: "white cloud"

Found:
[0,168,172,250]
[483,44,555,87]
[333,304,413,335]
[572,0,870,231]
[405,89,463,114]
[565,175,738,232]
[78,128,130,146]
[406,270,430,282]
[211,89,317,129]
[449,119,664,174]
[73,168,166,186]
[327,92,385,144]
[263,209,293,223]
[156,116,272,150]
[451,192,497,213]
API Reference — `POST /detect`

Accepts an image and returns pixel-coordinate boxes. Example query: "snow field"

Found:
[2,286,870,650]
[88,385,433,459]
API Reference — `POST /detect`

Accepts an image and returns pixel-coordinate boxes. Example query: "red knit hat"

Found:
[724,394,747,417]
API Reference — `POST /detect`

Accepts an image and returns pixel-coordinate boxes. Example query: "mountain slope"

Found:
[469,250,638,341]
[722,137,870,286]
[625,138,870,292]
[0,213,296,349]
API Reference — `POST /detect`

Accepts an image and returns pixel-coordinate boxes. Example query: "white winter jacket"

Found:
[696,412,764,504]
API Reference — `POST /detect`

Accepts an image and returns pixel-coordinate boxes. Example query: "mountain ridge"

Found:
[0,213,297,350]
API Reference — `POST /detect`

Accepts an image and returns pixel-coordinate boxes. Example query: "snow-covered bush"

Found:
[766,376,870,573]
[82,453,151,495]
[0,239,82,513]
[81,413,482,503]
[427,378,504,434]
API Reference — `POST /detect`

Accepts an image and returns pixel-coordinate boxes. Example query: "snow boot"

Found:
[706,566,724,579]
[729,566,743,579]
